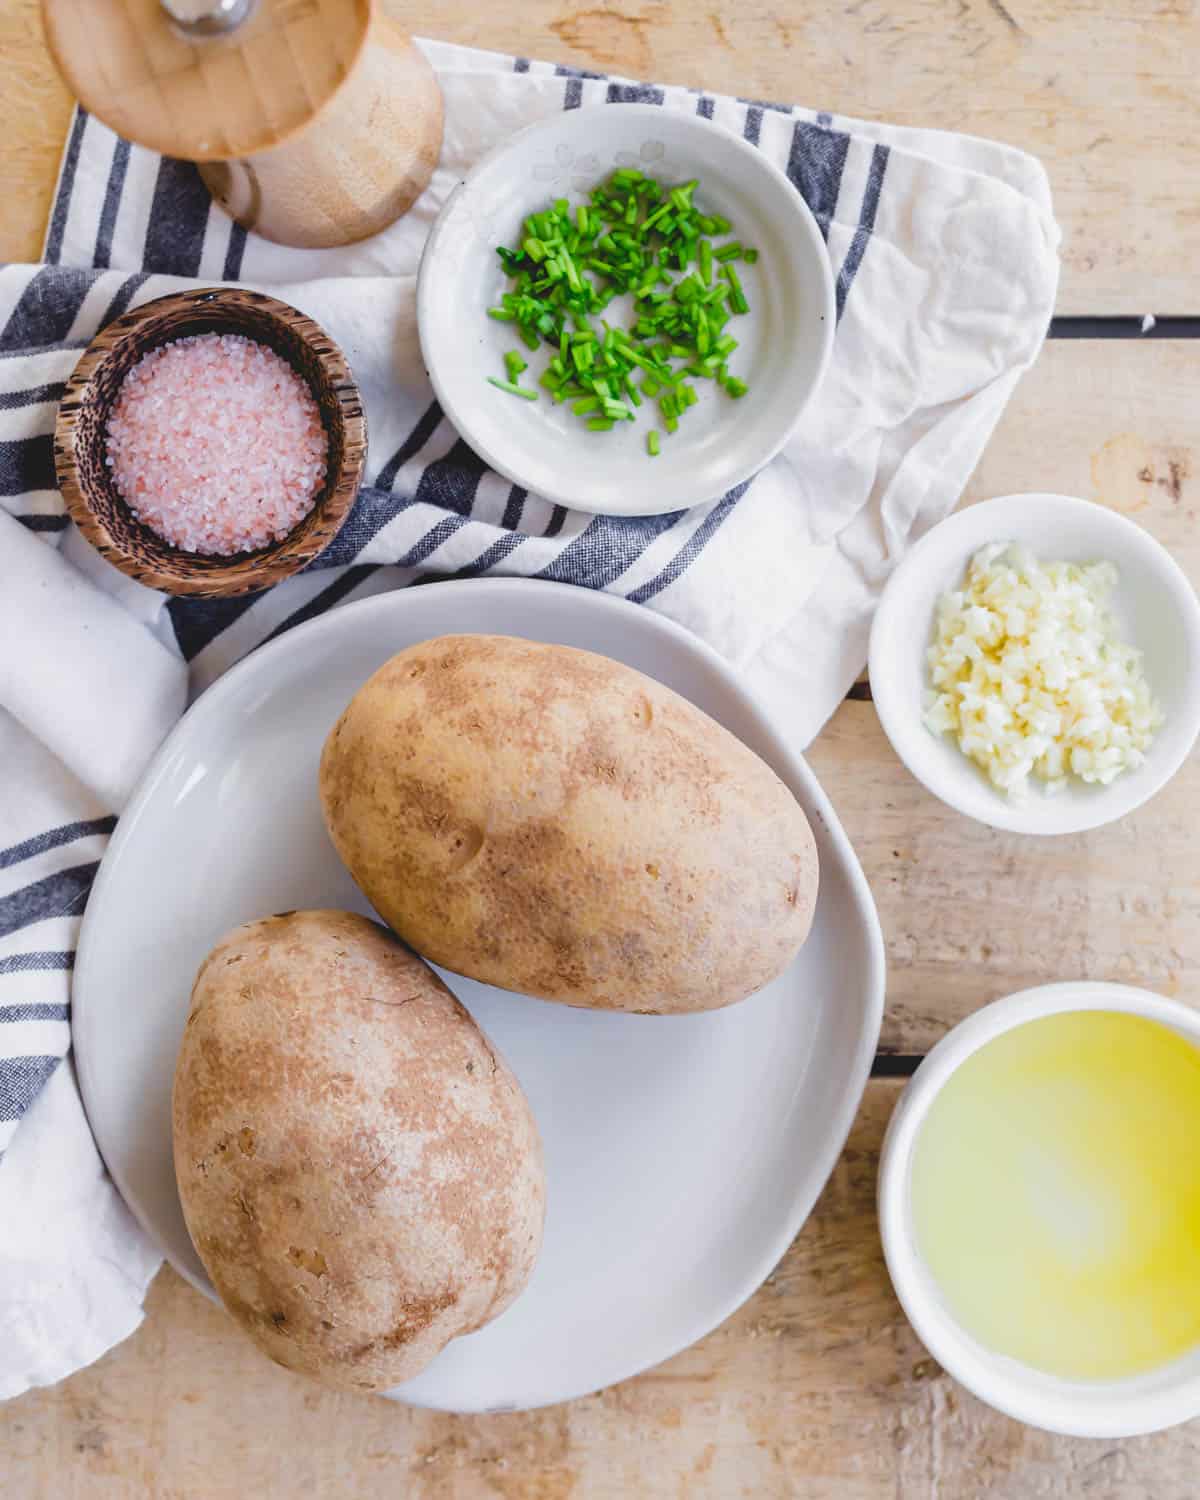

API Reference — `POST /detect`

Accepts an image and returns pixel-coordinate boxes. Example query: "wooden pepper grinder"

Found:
[42,0,444,250]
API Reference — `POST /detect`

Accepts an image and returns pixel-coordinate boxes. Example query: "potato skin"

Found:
[171,910,545,1393]
[319,635,818,1014]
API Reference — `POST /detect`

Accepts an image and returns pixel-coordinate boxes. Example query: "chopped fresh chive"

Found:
[487,376,538,400]
[699,239,714,287]
[647,430,661,456]
[722,263,749,315]
[491,166,759,450]
[641,202,672,235]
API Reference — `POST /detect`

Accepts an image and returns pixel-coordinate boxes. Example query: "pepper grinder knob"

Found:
[160,0,256,35]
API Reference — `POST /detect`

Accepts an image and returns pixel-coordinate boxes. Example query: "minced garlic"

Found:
[923,543,1164,799]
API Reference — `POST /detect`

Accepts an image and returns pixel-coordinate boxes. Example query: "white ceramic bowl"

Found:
[869,492,1200,835]
[879,982,1200,1438]
[417,103,834,516]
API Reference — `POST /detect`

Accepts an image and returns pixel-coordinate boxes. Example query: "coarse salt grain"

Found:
[105,332,329,556]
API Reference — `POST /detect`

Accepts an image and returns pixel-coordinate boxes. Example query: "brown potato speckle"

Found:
[172,910,545,1392]
[319,636,819,1013]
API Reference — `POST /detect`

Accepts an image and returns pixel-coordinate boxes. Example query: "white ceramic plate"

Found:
[417,104,834,516]
[73,582,884,1412]
[869,493,1200,835]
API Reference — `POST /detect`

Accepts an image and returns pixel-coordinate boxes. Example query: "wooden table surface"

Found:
[4,2,1199,1495]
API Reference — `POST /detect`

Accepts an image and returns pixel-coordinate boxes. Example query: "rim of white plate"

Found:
[73,580,885,1410]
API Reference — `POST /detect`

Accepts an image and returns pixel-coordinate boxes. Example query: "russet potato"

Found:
[172,909,545,1392]
[319,635,818,1014]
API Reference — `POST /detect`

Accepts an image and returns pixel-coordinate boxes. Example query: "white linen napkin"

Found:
[0,37,1059,1398]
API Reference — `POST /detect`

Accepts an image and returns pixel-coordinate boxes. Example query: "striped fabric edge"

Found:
[0,813,112,1148]
[0,266,167,538]
[60,62,881,666]
[3,49,893,1143]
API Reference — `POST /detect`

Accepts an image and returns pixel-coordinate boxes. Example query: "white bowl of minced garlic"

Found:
[868,492,1200,835]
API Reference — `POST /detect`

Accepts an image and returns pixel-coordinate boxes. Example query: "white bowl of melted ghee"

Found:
[879,983,1200,1437]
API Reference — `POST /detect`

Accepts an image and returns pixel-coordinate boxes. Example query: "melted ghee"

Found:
[910,1010,1200,1381]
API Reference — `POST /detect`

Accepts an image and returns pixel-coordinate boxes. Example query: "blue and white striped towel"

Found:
[0,37,1058,1396]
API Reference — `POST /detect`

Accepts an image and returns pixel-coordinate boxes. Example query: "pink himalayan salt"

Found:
[105,332,329,557]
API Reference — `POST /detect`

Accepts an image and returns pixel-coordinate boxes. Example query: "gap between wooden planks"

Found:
[5,0,1200,312]
[3,14,1200,1492]
[4,0,1198,1069]
[816,336,1200,1061]
[6,1078,1198,1500]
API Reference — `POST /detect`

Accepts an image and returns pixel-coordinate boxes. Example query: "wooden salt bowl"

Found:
[54,287,366,598]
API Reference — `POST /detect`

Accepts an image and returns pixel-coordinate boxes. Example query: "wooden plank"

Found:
[3,0,1200,311]
[398,0,1194,316]
[6,1078,1197,1499]
[808,337,1200,1054]
[0,0,74,264]
[2,10,1199,1494]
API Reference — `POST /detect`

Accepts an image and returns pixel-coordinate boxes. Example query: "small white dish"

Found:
[417,103,834,517]
[72,580,884,1413]
[869,492,1200,835]
[879,981,1200,1438]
